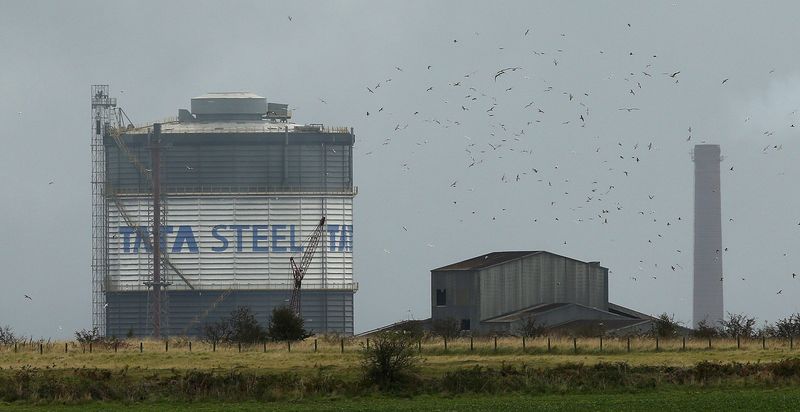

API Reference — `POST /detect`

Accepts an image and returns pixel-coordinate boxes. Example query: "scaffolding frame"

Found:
[91,85,116,335]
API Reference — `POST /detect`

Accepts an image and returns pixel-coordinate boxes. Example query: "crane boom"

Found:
[289,216,326,314]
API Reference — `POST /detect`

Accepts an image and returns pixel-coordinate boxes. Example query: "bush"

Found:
[202,319,231,344]
[773,314,800,338]
[75,327,101,344]
[653,313,682,338]
[360,331,419,387]
[229,307,267,343]
[516,317,546,338]
[0,325,17,344]
[718,312,757,338]
[267,306,310,342]
[693,319,719,338]
[432,318,460,339]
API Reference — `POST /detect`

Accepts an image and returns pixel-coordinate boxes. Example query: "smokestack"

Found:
[693,144,723,328]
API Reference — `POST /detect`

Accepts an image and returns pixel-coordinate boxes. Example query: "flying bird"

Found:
[721,78,729,84]
[24,295,32,300]
[494,67,522,81]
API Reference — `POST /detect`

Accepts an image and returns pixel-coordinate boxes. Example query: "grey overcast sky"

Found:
[1,1,799,338]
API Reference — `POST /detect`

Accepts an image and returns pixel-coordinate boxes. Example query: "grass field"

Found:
[3,387,800,411]
[1,336,797,377]
[2,337,799,409]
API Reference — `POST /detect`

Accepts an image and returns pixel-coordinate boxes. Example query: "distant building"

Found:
[429,251,658,336]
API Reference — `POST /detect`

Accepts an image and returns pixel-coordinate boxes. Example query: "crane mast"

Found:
[289,216,327,314]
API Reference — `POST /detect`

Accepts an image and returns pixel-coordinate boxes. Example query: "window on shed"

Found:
[436,289,447,306]
[460,319,471,331]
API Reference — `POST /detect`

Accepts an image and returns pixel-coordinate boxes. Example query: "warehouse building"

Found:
[430,251,657,336]
[91,86,356,337]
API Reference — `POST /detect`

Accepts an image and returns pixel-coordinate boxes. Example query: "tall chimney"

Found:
[693,144,723,328]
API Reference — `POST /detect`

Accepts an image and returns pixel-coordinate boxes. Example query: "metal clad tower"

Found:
[693,144,723,328]
[94,90,357,337]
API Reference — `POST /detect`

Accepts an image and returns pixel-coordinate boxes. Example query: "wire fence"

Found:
[0,335,796,355]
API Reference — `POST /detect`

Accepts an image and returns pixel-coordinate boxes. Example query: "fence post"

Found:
[314,339,318,352]
[341,338,345,353]
[287,341,291,352]
[547,337,551,352]
[522,336,526,351]
[656,337,659,351]
[140,342,143,353]
[89,343,93,353]
[762,336,766,350]
[165,340,168,352]
[238,342,242,353]
[444,336,448,351]
[39,343,42,354]
[470,336,474,351]
[366,338,370,349]
[573,337,577,353]
[599,336,603,352]
[627,337,630,352]
[114,342,118,353]
[264,341,267,353]
[737,335,740,349]
[14,343,17,353]
[708,337,712,349]
[418,339,422,353]
[212,341,216,352]
[188,341,191,352]
[494,336,498,352]
[790,336,793,350]
[682,336,686,350]
[65,342,68,353]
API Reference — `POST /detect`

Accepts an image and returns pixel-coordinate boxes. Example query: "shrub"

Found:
[267,306,310,342]
[773,314,800,338]
[229,306,267,343]
[718,312,757,338]
[516,317,546,338]
[202,319,231,344]
[0,325,17,344]
[653,313,682,338]
[693,319,719,338]
[75,327,101,344]
[431,318,460,339]
[360,331,419,387]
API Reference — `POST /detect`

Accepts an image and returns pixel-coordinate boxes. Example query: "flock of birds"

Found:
[338,24,798,307]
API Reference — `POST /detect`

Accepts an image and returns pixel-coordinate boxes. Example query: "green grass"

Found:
[3,387,800,411]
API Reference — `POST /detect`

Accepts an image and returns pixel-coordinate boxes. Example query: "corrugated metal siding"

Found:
[107,195,353,291]
[477,254,608,320]
[106,290,353,337]
[106,134,352,193]
[430,271,479,329]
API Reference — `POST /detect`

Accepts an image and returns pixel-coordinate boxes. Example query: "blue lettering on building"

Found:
[118,223,352,254]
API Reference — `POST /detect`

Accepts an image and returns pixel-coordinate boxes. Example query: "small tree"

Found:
[693,319,719,338]
[202,319,231,344]
[773,314,800,338]
[516,316,546,338]
[267,306,310,341]
[360,331,419,387]
[653,313,682,338]
[718,312,757,338]
[228,306,267,343]
[431,318,460,339]
[0,325,17,345]
[75,327,101,344]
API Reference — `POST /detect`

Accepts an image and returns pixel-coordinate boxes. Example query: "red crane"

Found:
[289,216,326,314]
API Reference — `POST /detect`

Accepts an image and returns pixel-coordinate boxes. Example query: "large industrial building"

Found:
[693,144,724,328]
[91,86,356,337]
[430,251,658,335]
